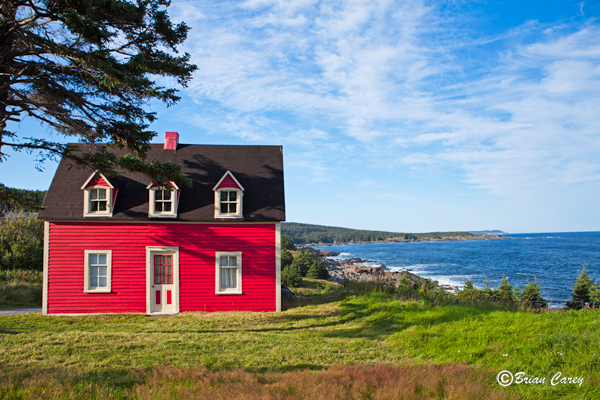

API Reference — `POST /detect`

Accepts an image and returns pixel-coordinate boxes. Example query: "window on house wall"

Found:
[154,188,173,213]
[215,252,242,294]
[220,190,239,214]
[154,255,173,284]
[84,250,112,293]
[213,171,244,219]
[147,182,179,218]
[89,188,108,212]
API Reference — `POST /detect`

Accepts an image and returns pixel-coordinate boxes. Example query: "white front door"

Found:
[147,247,179,315]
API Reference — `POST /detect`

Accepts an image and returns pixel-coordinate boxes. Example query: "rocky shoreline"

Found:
[305,248,452,291]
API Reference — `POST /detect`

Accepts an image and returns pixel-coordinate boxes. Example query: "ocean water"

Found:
[314,232,600,302]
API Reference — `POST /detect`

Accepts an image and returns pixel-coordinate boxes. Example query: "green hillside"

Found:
[281,222,475,245]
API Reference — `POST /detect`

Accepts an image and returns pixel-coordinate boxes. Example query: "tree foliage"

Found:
[567,266,595,309]
[0,183,46,211]
[518,277,547,308]
[281,222,475,245]
[281,264,302,287]
[281,234,295,251]
[0,0,197,208]
[0,212,44,271]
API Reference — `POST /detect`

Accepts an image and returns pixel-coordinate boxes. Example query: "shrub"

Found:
[519,277,547,308]
[281,234,295,251]
[496,275,514,301]
[281,265,302,287]
[567,266,595,309]
[306,260,329,280]
[0,212,44,271]
[455,280,486,302]
[281,249,294,269]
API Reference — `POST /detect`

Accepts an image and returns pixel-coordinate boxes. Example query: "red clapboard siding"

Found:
[47,222,277,314]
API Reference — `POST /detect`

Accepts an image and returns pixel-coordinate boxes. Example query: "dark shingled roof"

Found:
[39,144,285,222]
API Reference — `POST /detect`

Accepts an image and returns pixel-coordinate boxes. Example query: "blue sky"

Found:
[2,0,600,233]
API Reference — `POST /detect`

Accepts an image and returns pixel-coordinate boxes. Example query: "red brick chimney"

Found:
[164,131,179,151]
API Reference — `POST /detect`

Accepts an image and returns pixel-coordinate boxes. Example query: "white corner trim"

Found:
[212,170,245,191]
[80,171,115,189]
[276,222,281,312]
[215,251,243,295]
[146,246,180,315]
[42,221,49,315]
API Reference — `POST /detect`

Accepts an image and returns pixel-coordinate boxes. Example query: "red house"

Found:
[38,133,285,315]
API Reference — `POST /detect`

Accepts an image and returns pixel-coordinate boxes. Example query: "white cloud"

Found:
[172,0,600,211]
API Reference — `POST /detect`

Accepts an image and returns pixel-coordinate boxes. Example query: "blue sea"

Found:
[314,232,600,302]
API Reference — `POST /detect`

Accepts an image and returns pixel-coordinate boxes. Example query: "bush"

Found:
[518,277,547,308]
[306,260,329,280]
[567,266,595,309]
[281,265,302,287]
[281,235,295,251]
[496,275,514,301]
[281,249,293,269]
[455,280,486,302]
[0,212,44,271]
[292,250,319,277]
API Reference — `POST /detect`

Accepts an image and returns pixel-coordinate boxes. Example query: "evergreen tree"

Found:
[281,265,302,287]
[589,283,600,306]
[567,266,595,309]
[281,249,293,269]
[281,235,295,251]
[293,249,315,277]
[519,277,547,308]
[1,0,197,208]
[306,262,319,279]
[306,260,329,280]
[496,275,514,301]
[483,277,495,299]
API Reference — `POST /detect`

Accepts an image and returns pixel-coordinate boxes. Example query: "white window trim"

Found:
[81,172,115,217]
[215,251,242,295]
[147,182,179,218]
[214,189,244,219]
[83,250,112,293]
[83,186,114,217]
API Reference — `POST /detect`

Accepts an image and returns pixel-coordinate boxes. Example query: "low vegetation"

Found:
[0,269,42,309]
[1,279,599,399]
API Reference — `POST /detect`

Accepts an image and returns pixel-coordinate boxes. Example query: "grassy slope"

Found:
[0,280,598,399]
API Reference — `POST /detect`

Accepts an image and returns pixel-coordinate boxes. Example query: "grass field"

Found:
[1,279,599,399]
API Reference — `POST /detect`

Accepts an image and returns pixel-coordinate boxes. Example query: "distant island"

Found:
[468,230,508,235]
[282,222,508,245]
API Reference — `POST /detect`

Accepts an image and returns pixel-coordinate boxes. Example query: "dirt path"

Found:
[0,308,41,317]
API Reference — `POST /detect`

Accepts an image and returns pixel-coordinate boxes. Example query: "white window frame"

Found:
[83,250,112,293]
[147,182,179,218]
[214,188,243,218]
[215,252,242,295]
[213,171,245,219]
[81,172,115,217]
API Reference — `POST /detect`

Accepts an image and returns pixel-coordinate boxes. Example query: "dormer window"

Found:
[213,171,244,219]
[81,172,117,217]
[147,182,179,218]
[220,190,238,214]
[90,188,108,212]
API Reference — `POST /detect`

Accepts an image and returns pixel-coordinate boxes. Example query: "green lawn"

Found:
[1,281,598,399]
